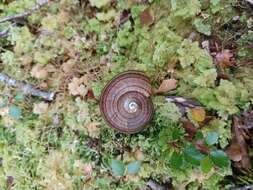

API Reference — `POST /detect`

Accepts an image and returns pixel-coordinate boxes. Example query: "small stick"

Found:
[0,0,50,24]
[0,73,54,101]
[229,184,253,190]
[147,180,166,190]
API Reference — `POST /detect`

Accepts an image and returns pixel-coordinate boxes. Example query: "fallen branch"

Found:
[147,180,166,190]
[0,73,54,101]
[0,0,50,24]
[229,184,253,190]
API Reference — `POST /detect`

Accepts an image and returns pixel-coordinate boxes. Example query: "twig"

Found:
[0,0,50,24]
[147,180,166,190]
[0,24,16,38]
[229,184,253,190]
[0,73,54,101]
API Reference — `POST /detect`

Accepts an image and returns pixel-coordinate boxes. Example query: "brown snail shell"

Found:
[100,71,154,134]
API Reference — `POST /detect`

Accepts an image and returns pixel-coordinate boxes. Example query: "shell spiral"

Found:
[100,71,154,134]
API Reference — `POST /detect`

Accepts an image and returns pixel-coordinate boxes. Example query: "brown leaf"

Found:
[140,8,155,27]
[68,76,88,96]
[191,107,206,122]
[226,116,251,169]
[31,65,48,79]
[85,122,100,138]
[155,79,177,94]
[215,49,235,69]
[181,118,197,140]
[226,143,242,162]
[33,102,49,114]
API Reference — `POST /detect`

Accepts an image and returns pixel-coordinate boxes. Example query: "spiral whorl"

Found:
[100,71,154,134]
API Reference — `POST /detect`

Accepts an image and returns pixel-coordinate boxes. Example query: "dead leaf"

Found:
[74,160,93,176]
[68,76,88,96]
[226,144,242,162]
[181,118,197,140]
[140,8,155,27]
[215,49,235,69]
[226,116,251,169]
[31,65,48,79]
[134,148,144,160]
[62,59,75,73]
[33,102,49,114]
[85,122,100,138]
[155,79,177,94]
[191,107,206,122]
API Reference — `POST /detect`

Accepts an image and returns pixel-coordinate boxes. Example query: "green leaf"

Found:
[193,18,211,36]
[89,0,111,8]
[183,145,205,166]
[201,156,213,173]
[9,105,22,119]
[170,151,183,169]
[126,161,141,174]
[111,160,125,176]
[14,93,24,102]
[210,150,230,168]
[205,132,218,146]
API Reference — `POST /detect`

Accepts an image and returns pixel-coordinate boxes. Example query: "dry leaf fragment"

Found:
[62,59,75,73]
[191,107,206,122]
[85,122,100,138]
[226,144,242,162]
[33,102,49,114]
[140,8,155,27]
[226,116,251,169]
[134,148,144,160]
[155,79,177,94]
[215,49,235,68]
[31,65,48,79]
[68,76,88,96]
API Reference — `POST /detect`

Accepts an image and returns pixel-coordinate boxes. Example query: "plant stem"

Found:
[0,73,54,101]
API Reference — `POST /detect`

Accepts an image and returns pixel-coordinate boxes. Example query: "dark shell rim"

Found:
[99,70,154,134]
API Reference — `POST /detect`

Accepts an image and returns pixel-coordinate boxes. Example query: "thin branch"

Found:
[0,0,50,24]
[229,184,253,190]
[0,73,55,101]
[147,180,166,190]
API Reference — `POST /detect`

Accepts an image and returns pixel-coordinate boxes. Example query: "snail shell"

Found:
[100,71,154,134]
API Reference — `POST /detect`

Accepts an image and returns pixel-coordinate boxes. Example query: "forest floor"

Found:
[0,0,253,189]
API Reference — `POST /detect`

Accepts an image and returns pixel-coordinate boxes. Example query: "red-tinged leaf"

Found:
[226,143,242,162]
[227,116,252,169]
[215,49,235,68]
[195,139,210,154]
[181,119,197,140]
[140,8,155,27]
[7,176,14,190]
[86,88,96,100]
[155,79,177,94]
